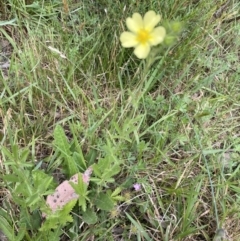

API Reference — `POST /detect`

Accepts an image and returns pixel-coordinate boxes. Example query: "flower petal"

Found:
[120,31,138,47]
[133,183,141,191]
[143,10,161,31]
[134,44,151,59]
[126,13,143,33]
[149,26,166,46]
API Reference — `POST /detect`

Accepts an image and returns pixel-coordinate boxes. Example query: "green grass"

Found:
[0,0,240,240]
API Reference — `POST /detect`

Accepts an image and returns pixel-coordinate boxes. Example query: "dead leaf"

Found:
[42,167,92,217]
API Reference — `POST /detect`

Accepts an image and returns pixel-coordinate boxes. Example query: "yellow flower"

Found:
[120,10,166,59]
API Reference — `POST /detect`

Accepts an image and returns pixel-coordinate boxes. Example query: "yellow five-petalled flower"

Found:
[120,10,166,59]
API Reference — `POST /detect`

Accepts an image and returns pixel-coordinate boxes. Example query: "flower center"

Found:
[136,29,151,44]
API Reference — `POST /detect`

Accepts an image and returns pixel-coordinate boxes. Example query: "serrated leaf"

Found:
[95,193,114,211]
[53,125,78,175]
[96,157,111,171]
[15,180,32,197]
[70,178,88,212]
[112,195,125,202]
[12,166,30,181]
[82,209,98,224]
[102,164,121,179]
[53,125,71,156]
[58,199,77,224]
[90,177,102,185]
[111,187,122,197]
[40,200,77,231]
[92,164,102,178]
[32,170,53,194]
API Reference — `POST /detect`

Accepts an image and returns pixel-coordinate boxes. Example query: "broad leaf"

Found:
[95,193,114,211]
[82,209,98,224]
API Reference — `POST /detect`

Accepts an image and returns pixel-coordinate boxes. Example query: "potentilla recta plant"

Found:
[120,10,183,105]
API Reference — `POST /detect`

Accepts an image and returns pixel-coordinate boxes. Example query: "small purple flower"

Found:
[133,183,141,191]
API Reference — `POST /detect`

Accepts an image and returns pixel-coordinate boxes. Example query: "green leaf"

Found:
[125,212,151,241]
[73,152,86,170]
[95,193,114,211]
[82,209,98,224]
[70,174,89,212]
[15,223,26,241]
[103,164,121,179]
[26,193,41,207]
[15,179,32,197]
[32,170,53,193]
[58,199,77,225]
[78,196,87,212]
[2,174,20,183]
[12,145,19,161]
[86,148,97,166]
[53,125,78,176]
[96,157,111,172]
[93,160,120,184]
[0,216,15,241]
[28,210,41,230]
[111,187,125,201]
[0,208,12,223]
[11,166,30,182]
[53,125,71,156]
[111,187,122,197]
[19,148,30,164]
[112,195,125,202]
[70,174,88,195]
[90,177,102,185]
[40,199,77,232]
[1,146,14,161]
[92,164,102,178]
